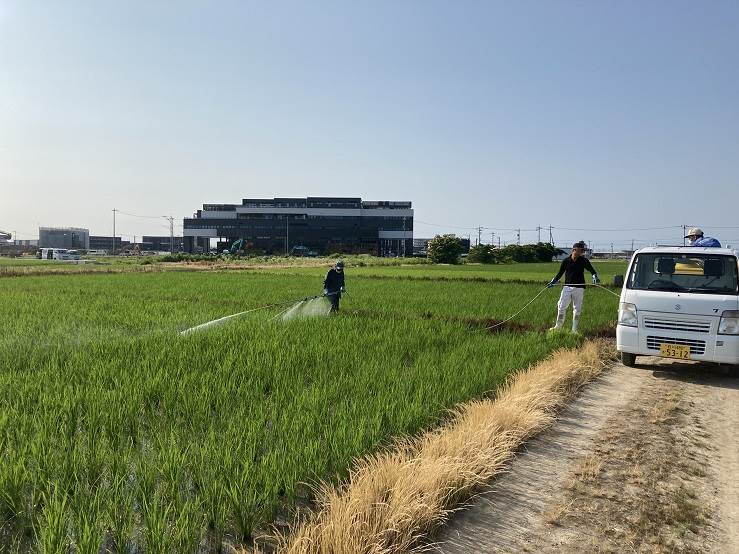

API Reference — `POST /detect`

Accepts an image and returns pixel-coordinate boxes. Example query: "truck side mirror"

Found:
[614,275,624,287]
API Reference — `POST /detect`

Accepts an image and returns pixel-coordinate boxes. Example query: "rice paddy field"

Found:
[0,258,625,552]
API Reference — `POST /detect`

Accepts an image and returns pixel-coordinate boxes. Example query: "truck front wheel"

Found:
[621,352,637,367]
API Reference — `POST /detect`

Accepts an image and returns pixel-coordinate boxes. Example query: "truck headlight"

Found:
[718,310,739,335]
[619,302,638,327]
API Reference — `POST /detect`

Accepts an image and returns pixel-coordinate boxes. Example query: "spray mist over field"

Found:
[280,297,332,321]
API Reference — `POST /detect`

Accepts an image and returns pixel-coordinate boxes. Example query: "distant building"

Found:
[183,197,413,255]
[13,239,38,247]
[39,227,89,249]
[141,236,183,252]
[89,236,130,252]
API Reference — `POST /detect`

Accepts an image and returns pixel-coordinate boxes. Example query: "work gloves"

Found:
[592,274,600,285]
[547,279,558,288]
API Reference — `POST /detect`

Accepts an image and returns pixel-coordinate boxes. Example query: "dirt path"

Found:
[433,357,739,553]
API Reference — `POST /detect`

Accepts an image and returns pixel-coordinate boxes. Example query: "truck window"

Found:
[628,254,739,294]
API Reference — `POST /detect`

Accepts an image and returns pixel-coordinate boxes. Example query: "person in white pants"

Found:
[554,285,585,331]
[547,241,599,332]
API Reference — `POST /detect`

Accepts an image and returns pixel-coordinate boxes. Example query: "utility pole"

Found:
[498,236,501,248]
[516,229,521,245]
[491,232,495,246]
[536,226,542,243]
[476,226,483,246]
[683,224,686,246]
[112,208,117,255]
[167,216,175,254]
[549,225,553,245]
[611,242,614,258]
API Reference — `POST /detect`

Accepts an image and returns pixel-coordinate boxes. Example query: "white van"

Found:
[37,248,81,261]
[617,247,739,367]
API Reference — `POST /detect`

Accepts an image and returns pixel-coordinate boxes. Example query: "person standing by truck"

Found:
[547,241,599,332]
[323,260,346,313]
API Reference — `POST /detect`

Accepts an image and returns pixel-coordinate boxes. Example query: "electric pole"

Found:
[536,226,542,243]
[683,224,686,246]
[549,225,553,245]
[167,216,175,254]
[491,232,495,246]
[516,229,521,245]
[476,226,483,246]
[112,209,117,255]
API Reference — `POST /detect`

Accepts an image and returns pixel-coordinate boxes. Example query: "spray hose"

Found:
[480,282,620,332]
[181,281,619,336]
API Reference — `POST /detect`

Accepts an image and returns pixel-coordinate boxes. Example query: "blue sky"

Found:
[1,0,738,249]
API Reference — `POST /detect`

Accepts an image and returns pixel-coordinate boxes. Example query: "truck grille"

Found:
[643,317,711,334]
[646,336,706,355]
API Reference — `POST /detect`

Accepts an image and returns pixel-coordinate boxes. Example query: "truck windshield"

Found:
[627,253,739,295]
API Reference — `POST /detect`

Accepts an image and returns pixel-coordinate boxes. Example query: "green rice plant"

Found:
[0,264,617,550]
[71,487,103,554]
[108,475,135,552]
[141,492,173,554]
[34,485,69,554]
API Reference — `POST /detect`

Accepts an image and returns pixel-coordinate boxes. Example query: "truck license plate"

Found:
[659,343,691,360]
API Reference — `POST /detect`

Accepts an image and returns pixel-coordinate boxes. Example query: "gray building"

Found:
[141,236,183,252]
[39,227,90,249]
[89,236,130,252]
[183,197,413,256]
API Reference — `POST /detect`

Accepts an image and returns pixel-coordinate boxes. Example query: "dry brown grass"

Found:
[257,340,612,554]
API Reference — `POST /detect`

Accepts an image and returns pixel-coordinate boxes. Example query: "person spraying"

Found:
[547,241,599,332]
[323,260,346,313]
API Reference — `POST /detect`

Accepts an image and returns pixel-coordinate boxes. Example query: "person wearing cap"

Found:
[685,227,721,247]
[547,241,599,332]
[323,260,346,312]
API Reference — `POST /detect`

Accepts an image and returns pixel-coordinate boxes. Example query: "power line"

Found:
[552,225,683,232]
[116,210,169,219]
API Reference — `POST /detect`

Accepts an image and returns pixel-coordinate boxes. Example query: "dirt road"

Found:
[433,357,739,553]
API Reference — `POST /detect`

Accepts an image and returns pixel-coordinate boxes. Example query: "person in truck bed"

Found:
[685,227,721,247]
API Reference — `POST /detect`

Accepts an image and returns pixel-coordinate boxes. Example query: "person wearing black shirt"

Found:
[547,241,599,332]
[323,260,346,312]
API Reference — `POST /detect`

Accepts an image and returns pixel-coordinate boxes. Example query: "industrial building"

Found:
[141,236,183,252]
[183,197,413,256]
[89,236,130,252]
[39,227,90,250]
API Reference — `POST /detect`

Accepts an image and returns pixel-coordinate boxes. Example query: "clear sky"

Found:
[2,0,738,249]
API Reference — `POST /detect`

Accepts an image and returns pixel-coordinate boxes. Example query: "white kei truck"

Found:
[617,247,739,367]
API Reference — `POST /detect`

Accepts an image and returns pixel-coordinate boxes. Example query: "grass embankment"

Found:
[0,265,617,551]
[280,341,612,553]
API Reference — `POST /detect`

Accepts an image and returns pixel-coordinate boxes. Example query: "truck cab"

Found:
[617,247,739,367]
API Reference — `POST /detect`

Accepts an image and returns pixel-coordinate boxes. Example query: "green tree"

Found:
[466,244,496,263]
[427,234,463,264]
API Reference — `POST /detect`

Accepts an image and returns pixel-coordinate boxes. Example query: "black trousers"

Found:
[327,291,341,312]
